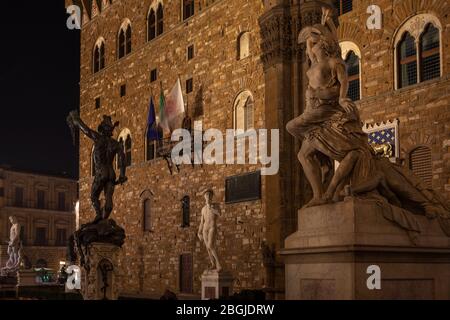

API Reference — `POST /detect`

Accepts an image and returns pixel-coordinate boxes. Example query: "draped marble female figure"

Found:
[287,8,450,238]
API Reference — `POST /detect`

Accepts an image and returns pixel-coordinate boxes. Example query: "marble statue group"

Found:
[286,7,450,240]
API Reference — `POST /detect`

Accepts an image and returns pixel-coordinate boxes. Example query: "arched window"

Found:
[238,32,250,60]
[234,91,254,132]
[118,21,132,59]
[148,9,156,41]
[143,198,152,231]
[409,146,432,187]
[345,51,360,101]
[420,24,440,82]
[181,196,190,228]
[157,4,164,36]
[93,39,105,73]
[398,32,417,89]
[394,14,442,89]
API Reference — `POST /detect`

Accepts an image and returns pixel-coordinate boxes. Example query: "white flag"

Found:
[164,78,185,132]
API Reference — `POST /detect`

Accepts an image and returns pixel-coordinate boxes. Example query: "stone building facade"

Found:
[69,0,449,299]
[0,167,77,271]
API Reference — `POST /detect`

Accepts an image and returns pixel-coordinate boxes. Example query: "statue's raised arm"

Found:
[67,110,100,142]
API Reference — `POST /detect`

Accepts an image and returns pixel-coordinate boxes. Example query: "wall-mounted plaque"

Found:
[225,171,261,204]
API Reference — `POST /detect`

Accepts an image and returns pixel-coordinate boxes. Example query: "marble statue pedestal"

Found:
[17,270,37,286]
[280,198,450,300]
[201,270,234,300]
[81,242,123,300]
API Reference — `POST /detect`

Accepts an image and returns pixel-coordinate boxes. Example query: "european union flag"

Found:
[147,97,160,141]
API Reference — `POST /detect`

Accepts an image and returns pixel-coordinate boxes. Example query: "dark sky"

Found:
[0,1,80,178]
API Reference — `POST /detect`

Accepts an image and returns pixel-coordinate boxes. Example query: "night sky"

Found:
[0,1,80,178]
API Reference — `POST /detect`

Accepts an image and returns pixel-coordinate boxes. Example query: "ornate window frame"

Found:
[393,14,443,90]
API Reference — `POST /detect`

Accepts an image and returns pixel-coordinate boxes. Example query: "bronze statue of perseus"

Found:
[67,110,128,224]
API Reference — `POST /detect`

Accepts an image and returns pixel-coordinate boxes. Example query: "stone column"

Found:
[258,0,328,298]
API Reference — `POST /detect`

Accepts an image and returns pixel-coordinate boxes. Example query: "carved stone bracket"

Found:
[259,6,293,69]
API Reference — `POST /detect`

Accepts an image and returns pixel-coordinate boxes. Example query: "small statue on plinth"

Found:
[198,189,222,273]
[67,111,127,268]
[1,216,22,277]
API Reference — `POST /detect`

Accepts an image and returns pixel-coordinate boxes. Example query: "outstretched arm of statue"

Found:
[336,62,357,115]
[116,143,128,185]
[68,110,100,141]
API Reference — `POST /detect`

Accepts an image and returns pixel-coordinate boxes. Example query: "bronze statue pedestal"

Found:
[280,198,450,300]
[81,243,123,300]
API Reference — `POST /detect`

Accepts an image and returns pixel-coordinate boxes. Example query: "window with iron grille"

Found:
[345,51,360,101]
[334,0,353,16]
[183,0,195,20]
[409,146,432,188]
[398,32,417,89]
[420,24,440,82]
[180,254,193,293]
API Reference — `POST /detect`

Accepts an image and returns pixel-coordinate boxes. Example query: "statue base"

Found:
[81,243,122,300]
[280,198,450,300]
[201,270,234,300]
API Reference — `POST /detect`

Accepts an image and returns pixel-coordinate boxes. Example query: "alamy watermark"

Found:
[66,265,81,290]
[170,128,280,176]
[66,5,81,30]
[366,265,381,290]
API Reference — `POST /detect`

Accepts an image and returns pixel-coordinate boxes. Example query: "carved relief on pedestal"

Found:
[81,243,122,300]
